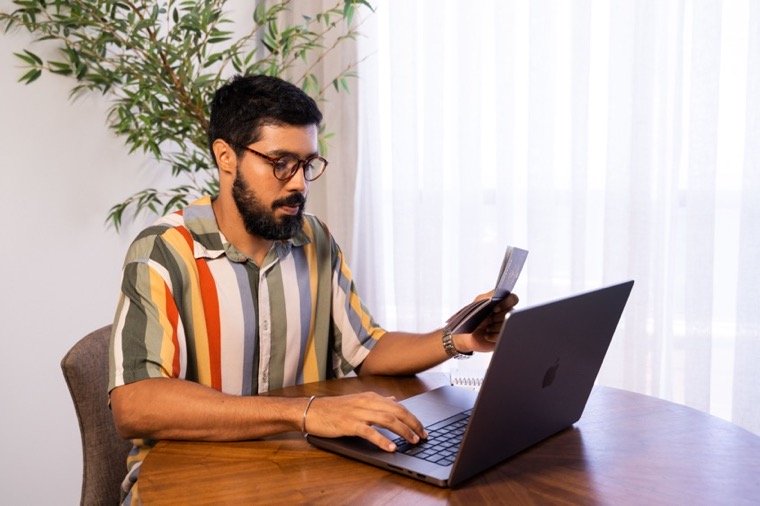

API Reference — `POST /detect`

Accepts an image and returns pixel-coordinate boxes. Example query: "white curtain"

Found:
[352,0,760,435]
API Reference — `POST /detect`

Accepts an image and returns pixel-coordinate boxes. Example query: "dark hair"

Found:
[208,74,323,165]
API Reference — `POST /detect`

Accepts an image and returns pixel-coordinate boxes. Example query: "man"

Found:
[109,74,517,502]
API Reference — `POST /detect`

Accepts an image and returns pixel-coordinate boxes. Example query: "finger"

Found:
[352,393,428,440]
[376,399,428,440]
[475,312,504,333]
[487,321,503,333]
[493,296,516,313]
[345,393,430,444]
[355,422,398,452]
[382,404,428,442]
[381,396,427,436]
[485,331,501,343]
[488,311,507,324]
[346,408,422,452]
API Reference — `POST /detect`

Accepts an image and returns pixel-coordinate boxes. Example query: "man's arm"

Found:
[110,292,516,452]
[110,377,427,452]
[359,293,519,376]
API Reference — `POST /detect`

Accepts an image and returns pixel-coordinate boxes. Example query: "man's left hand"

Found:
[454,292,519,353]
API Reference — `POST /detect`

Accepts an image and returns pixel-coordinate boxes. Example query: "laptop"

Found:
[307,280,634,487]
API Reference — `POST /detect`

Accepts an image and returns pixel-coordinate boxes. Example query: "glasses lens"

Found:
[304,158,327,181]
[273,155,300,180]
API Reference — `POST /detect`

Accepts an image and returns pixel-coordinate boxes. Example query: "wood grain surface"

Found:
[139,374,760,505]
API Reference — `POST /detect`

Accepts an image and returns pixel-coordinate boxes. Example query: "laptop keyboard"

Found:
[392,409,472,467]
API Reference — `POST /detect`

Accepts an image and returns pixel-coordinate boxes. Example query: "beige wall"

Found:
[0,3,361,502]
[0,29,160,503]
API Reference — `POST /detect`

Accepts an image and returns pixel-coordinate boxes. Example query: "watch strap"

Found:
[442,327,473,359]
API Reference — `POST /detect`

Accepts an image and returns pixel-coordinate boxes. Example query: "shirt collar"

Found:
[181,196,311,263]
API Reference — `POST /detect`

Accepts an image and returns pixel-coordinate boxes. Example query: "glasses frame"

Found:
[236,144,328,182]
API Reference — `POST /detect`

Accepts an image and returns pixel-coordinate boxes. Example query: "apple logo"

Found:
[542,359,560,388]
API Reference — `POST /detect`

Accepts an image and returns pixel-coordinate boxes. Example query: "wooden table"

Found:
[139,374,760,504]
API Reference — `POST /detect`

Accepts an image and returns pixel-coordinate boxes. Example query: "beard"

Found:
[232,171,306,240]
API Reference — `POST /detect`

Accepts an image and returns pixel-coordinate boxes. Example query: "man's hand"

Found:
[111,377,427,451]
[454,291,519,353]
[303,392,428,452]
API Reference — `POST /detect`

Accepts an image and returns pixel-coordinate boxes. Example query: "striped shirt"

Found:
[108,195,385,502]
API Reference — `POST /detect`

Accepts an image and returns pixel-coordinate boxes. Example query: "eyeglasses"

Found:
[236,145,328,182]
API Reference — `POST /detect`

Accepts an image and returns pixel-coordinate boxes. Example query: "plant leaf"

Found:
[0,0,376,230]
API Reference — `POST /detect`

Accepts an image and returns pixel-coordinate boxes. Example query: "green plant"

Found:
[1,0,372,229]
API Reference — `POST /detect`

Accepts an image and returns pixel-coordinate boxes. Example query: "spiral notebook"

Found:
[450,352,490,389]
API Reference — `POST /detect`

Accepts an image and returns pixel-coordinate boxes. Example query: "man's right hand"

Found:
[303,392,428,452]
[111,377,426,451]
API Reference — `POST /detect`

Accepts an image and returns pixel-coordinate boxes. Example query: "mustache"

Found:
[272,193,306,209]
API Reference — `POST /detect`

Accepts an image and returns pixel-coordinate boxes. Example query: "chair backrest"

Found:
[61,325,132,505]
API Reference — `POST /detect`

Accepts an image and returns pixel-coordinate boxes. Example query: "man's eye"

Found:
[272,158,292,172]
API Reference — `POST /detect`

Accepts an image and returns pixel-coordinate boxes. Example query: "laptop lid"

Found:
[308,280,634,487]
[449,279,633,485]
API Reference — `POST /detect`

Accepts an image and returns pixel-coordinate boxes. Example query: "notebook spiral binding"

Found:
[450,376,483,388]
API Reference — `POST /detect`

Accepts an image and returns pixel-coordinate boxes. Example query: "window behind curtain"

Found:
[352,0,760,435]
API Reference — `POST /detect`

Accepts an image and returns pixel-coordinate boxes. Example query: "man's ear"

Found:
[212,139,238,177]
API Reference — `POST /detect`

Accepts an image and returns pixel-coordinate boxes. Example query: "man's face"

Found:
[231,124,318,240]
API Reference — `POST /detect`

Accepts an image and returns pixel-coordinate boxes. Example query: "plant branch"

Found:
[294,3,373,87]
[0,0,373,230]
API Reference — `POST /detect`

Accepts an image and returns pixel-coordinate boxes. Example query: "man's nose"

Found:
[285,163,308,191]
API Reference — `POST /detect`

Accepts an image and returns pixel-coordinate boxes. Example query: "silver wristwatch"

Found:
[442,327,472,360]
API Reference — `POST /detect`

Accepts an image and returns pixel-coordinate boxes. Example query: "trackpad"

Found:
[399,385,477,427]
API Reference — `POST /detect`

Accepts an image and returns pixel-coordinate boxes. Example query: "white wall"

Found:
[0,13,348,503]
[0,29,170,504]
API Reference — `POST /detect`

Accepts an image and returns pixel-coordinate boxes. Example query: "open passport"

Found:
[445,246,529,334]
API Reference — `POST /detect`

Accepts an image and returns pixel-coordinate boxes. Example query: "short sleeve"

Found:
[109,257,183,392]
[329,239,386,376]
